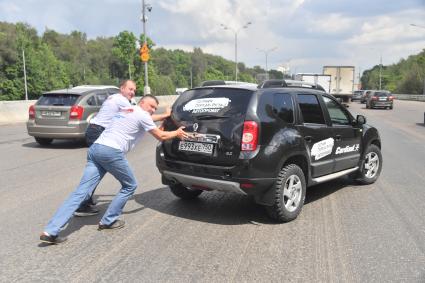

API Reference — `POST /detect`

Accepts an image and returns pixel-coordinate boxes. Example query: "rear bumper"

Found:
[26,120,87,139]
[371,101,393,108]
[163,171,246,194]
[157,153,276,197]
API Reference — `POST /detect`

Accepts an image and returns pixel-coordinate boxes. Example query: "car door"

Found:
[296,93,335,178]
[322,95,362,172]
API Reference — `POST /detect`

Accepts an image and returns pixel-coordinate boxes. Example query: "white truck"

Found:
[323,66,355,102]
[295,73,331,93]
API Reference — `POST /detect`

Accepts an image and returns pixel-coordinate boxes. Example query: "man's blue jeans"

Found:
[44,143,138,236]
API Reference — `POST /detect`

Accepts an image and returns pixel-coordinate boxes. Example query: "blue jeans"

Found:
[44,143,138,236]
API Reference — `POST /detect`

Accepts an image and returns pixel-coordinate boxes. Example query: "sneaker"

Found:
[40,233,67,245]
[98,219,125,231]
[74,205,100,217]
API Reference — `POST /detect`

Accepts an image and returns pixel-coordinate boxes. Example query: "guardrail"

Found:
[393,94,425,102]
[0,95,178,125]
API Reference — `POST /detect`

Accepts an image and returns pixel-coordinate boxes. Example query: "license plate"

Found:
[41,111,61,117]
[178,141,214,155]
[379,98,387,101]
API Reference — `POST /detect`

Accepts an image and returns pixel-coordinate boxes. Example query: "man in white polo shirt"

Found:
[40,95,188,244]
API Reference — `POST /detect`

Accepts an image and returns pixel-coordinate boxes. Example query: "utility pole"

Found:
[257,47,277,80]
[221,22,252,82]
[379,54,382,90]
[141,0,152,95]
[22,49,28,101]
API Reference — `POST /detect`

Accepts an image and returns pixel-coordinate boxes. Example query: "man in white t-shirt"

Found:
[40,95,188,244]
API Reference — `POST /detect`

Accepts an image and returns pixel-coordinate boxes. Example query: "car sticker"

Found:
[335,144,360,154]
[311,138,334,160]
[183,97,231,114]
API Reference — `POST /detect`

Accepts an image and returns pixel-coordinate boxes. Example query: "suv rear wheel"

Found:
[169,183,203,199]
[266,164,306,222]
[35,137,53,146]
[355,144,382,185]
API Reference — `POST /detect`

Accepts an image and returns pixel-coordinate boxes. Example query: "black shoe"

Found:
[40,233,67,245]
[98,219,125,231]
[74,205,100,217]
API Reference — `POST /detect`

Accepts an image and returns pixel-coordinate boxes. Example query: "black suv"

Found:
[156,85,382,222]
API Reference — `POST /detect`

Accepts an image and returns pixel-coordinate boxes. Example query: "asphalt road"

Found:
[0,100,424,282]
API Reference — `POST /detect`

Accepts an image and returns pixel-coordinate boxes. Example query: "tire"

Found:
[265,164,306,223]
[169,183,203,199]
[35,137,53,146]
[355,144,383,185]
[366,104,369,109]
[390,105,393,110]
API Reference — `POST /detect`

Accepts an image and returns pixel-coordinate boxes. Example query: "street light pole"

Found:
[141,0,152,95]
[379,54,382,90]
[221,22,252,82]
[22,49,28,101]
[257,47,277,80]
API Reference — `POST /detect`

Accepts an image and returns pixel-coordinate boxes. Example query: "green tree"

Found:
[113,31,137,80]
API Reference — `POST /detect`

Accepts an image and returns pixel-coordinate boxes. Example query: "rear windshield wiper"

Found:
[52,103,65,106]
[193,115,231,120]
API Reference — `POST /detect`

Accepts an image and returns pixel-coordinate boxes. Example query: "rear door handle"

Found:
[304,136,312,142]
[335,135,341,141]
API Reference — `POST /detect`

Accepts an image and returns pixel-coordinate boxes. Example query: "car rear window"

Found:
[37,93,80,106]
[173,88,254,120]
[374,92,390,97]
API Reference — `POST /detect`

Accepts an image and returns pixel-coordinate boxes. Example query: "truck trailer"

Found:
[323,66,355,102]
[295,73,331,93]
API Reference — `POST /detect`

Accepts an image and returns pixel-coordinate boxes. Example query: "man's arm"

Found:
[149,126,188,141]
[152,107,171,122]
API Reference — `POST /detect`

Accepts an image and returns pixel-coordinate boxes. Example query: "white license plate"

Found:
[41,111,61,117]
[178,141,214,155]
[379,98,387,101]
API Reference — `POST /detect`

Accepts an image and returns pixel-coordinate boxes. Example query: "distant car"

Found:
[258,79,326,92]
[366,91,394,110]
[351,90,363,102]
[27,85,119,146]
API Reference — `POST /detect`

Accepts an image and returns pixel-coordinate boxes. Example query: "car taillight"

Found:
[29,105,35,119]
[389,96,394,101]
[241,121,258,151]
[372,96,378,101]
[69,105,84,120]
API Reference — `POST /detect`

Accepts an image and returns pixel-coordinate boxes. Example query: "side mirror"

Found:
[356,115,366,125]
[342,103,349,108]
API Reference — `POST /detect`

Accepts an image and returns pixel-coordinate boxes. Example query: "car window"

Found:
[273,93,294,123]
[86,95,96,106]
[96,93,109,105]
[375,92,390,97]
[297,94,326,124]
[173,88,253,120]
[37,93,79,106]
[323,96,351,125]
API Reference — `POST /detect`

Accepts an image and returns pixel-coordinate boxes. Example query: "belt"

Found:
[89,124,105,130]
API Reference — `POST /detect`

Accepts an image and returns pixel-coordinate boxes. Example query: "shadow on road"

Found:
[133,177,359,226]
[22,139,87,149]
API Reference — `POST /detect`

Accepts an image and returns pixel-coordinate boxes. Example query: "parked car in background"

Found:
[351,90,363,102]
[27,85,119,146]
[360,90,374,104]
[366,90,394,110]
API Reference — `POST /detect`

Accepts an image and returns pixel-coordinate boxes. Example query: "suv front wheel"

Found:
[169,183,203,199]
[355,144,382,185]
[266,164,306,222]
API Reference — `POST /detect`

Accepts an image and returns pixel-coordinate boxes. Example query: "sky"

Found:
[1,0,424,79]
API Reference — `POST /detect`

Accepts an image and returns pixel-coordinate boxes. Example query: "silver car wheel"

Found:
[283,175,302,212]
[364,152,379,179]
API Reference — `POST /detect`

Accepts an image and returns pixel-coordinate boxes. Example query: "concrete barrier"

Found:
[0,95,178,125]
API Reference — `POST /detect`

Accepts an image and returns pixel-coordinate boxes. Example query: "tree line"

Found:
[1,21,423,100]
[0,21,282,100]
[361,49,425,94]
